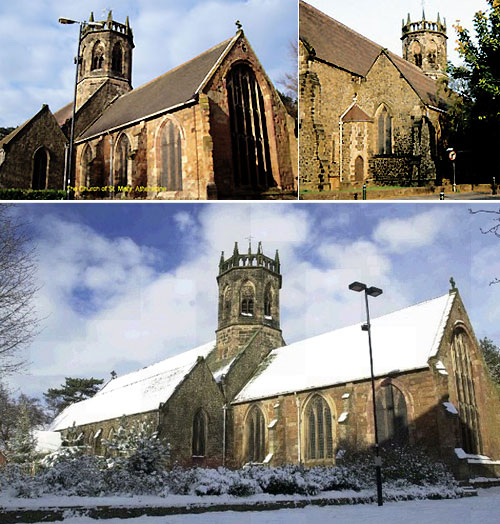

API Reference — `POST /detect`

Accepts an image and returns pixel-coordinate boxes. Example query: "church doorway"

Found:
[354,155,364,182]
[227,63,273,191]
[32,147,49,190]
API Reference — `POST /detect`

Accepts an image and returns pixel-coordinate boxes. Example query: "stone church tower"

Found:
[401,11,447,80]
[76,11,134,110]
[215,242,283,362]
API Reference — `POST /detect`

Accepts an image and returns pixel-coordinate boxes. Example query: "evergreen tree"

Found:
[480,337,500,384]
[44,377,104,416]
[449,1,500,179]
[7,400,37,464]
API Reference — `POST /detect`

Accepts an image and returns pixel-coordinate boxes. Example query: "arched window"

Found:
[354,155,364,182]
[427,42,438,66]
[246,405,266,462]
[410,41,423,68]
[241,281,255,316]
[159,120,182,191]
[32,147,49,190]
[112,43,123,74]
[377,106,392,155]
[223,286,232,320]
[375,383,409,445]
[451,330,481,454]
[115,134,130,187]
[81,144,93,186]
[305,395,333,460]
[227,63,272,189]
[91,41,104,70]
[264,283,272,317]
[192,409,208,457]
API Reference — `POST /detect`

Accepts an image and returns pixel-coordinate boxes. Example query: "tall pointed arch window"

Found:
[375,383,409,445]
[305,395,333,460]
[112,43,123,74]
[241,281,255,316]
[410,41,423,68]
[81,144,93,186]
[115,134,130,187]
[32,147,49,190]
[91,41,104,70]
[264,283,272,317]
[246,405,266,462]
[377,106,392,155]
[223,286,232,321]
[192,409,208,457]
[227,63,273,189]
[451,330,481,454]
[159,120,182,191]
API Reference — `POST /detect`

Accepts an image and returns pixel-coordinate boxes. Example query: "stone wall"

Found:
[0,105,66,190]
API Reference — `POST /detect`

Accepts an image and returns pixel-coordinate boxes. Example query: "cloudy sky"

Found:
[0,0,297,128]
[306,0,489,67]
[5,202,500,400]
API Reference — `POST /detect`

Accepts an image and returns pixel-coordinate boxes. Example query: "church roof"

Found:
[50,340,215,431]
[234,292,456,403]
[0,105,50,149]
[78,34,238,141]
[299,1,448,109]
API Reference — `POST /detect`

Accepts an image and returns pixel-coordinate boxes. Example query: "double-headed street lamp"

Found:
[59,17,103,198]
[349,281,383,507]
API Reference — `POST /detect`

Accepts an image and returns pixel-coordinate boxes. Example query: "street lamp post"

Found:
[348,281,383,506]
[59,18,103,199]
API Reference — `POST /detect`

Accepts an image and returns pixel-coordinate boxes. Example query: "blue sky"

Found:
[0,0,297,128]
[6,202,500,400]
[306,0,488,67]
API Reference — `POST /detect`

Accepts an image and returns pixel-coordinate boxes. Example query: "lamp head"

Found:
[59,18,78,24]
[349,281,366,292]
[366,286,383,297]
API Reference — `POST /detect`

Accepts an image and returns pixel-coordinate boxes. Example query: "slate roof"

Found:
[234,293,456,403]
[50,341,216,430]
[78,35,238,141]
[299,1,448,109]
[53,102,73,127]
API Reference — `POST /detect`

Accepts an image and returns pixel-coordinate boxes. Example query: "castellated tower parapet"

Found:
[76,11,134,110]
[402,11,447,81]
[215,241,283,362]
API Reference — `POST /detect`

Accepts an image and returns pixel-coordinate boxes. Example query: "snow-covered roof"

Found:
[34,430,62,454]
[235,293,455,403]
[51,341,215,431]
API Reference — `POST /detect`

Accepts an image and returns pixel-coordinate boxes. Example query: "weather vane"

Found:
[236,20,242,31]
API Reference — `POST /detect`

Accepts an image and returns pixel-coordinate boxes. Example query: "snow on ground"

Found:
[19,488,500,524]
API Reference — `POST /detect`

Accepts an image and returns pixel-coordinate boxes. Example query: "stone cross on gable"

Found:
[449,276,456,290]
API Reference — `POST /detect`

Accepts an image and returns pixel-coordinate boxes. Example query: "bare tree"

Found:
[0,205,40,374]
[469,207,500,285]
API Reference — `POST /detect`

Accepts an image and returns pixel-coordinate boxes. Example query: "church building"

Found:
[299,1,451,192]
[50,242,500,480]
[0,12,297,199]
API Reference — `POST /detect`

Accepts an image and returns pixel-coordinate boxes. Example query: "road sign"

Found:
[449,150,456,161]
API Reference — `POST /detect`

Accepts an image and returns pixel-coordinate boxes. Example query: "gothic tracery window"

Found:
[246,405,266,462]
[115,134,130,187]
[264,283,272,317]
[241,281,255,316]
[305,395,333,460]
[375,383,409,445]
[451,330,481,454]
[227,63,272,189]
[223,286,232,320]
[192,409,208,457]
[159,120,183,191]
[91,41,104,70]
[377,106,392,155]
[81,144,93,186]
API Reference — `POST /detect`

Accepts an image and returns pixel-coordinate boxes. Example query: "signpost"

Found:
[447,148,457,192]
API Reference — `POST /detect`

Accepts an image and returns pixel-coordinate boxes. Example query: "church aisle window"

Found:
[375,383,409,445]
[81,144,93,186]
[115,134,131,187]
[451,330,482,454]
[227,63,273,190]
[160,120,183,191]
[377,106,392,155]
[246,405,266,462]
[32,147,49,190]
[192,409,208,457]
[305,395,333,460]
